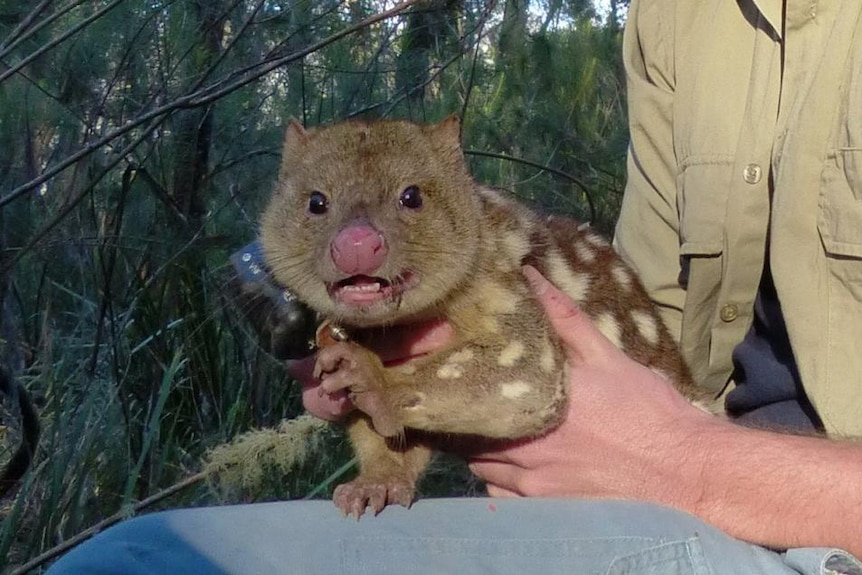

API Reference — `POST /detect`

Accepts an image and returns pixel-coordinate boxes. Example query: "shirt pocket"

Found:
[677,158,732,257]
[819,38,862,259]
[675,159,733,390]
[607,538,709,575]
[819,150,862,260]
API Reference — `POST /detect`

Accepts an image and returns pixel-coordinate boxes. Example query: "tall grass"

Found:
[0,252,359,572]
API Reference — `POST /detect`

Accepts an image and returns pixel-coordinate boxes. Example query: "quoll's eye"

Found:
[399,185,423,210]
[308,191,329,215]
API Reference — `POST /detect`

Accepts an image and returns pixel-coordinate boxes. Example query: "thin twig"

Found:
[0,0,56,55]
[459,0,497,125]
[8,471,210,575]
[0,0,85,61]
[0,0,125,84]
[0,0,422,210]
[465,149,597,223]
[0,115,167,275]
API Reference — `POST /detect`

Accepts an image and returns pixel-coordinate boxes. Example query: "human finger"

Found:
[288,356,354,421]
[357,319,455,364]
[523,265,616,363]
[467,455,527,496]
[485,485,521,498]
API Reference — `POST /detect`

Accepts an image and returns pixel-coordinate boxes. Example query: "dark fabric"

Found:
[726,261,823,432]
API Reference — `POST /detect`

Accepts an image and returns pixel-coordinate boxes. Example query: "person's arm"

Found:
[613,0,685,339]
[468,267,862,557]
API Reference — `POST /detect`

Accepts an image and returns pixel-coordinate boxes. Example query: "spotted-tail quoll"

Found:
[260,116,712,518]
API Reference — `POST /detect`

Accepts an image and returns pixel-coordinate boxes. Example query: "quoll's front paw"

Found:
[313,342,403,437]
[333,475,416,519]
[313,341,379,392]
[313,341,359,382]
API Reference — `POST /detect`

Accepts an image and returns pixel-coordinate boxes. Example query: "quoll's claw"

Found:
[333,477,416,519]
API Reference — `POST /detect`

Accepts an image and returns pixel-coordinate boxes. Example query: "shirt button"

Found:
[720,304,739,322]
[743,163,762,184]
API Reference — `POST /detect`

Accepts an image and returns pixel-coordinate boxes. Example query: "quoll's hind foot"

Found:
[313,341,404,437]
[333,475,416,519]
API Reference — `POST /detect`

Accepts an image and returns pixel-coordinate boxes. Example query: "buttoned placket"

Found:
[705,0,782,383]
[766,0,862,432]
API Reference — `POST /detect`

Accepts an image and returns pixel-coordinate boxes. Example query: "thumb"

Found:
[522,265,616,363]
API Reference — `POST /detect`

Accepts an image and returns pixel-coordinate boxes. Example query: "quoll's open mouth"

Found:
[330,272,417,306]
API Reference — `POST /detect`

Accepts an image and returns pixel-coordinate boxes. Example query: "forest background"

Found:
[0,0,631,570]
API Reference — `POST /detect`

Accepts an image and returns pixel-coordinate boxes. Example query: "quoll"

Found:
[260,116,711,517]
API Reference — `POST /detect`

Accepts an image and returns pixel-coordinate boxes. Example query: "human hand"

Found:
[467,266,711,508]
[290,319,455,421]
[464,269,862,557]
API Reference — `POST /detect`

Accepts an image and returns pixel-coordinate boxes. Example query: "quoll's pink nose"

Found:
[330,225,388,275]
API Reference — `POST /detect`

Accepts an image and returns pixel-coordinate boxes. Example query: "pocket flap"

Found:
[678,161,731,256]
[819,151,862,259]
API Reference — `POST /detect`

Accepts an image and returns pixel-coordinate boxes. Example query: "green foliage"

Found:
[0,0,629,570]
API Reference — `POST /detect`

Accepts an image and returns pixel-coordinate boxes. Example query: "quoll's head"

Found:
[260,116,482,327]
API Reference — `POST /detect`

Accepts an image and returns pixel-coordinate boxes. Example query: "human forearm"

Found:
[684,418,862,556]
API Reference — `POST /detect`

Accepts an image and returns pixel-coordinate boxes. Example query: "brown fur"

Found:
[260,117,708,517]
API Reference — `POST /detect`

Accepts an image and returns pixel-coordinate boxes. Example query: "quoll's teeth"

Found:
[343,282,381,292]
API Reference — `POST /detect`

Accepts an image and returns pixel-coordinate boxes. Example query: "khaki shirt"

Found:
[614,0,862,436]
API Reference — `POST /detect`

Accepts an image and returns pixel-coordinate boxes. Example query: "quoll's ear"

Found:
[430,114,462,149]
[280,118,309,177]
[426,114,464,168]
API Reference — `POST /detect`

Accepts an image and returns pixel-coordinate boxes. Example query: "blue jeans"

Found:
[47,498,861,574]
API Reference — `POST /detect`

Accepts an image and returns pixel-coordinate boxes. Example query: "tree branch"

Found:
[0,0,423,210]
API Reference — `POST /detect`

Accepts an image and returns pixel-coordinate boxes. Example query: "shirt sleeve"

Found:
[612,0,685,341]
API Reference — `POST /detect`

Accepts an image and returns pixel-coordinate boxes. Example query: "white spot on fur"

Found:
[631,310,659,346]
[500,381,532,399]
[612,264,632,290]
[447,348,475,364]
[539,341,556,373]
[436,348,474,380]
[595,313,622,348]
[481,315,501,334]
[497,340,525,367]
[436,364,464,379]
[503,231,530,264]
[546,251,590,303]
[478,280,519,315]
[575,242,596,263]
[584,233,608,247]
[394,363,417,375]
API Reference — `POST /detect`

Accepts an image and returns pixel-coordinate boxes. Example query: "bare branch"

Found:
[0,0,56,55]
[0,0,424,210]
[465,149,597,223]
[0,0,124,84]
[8,471,209,575]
